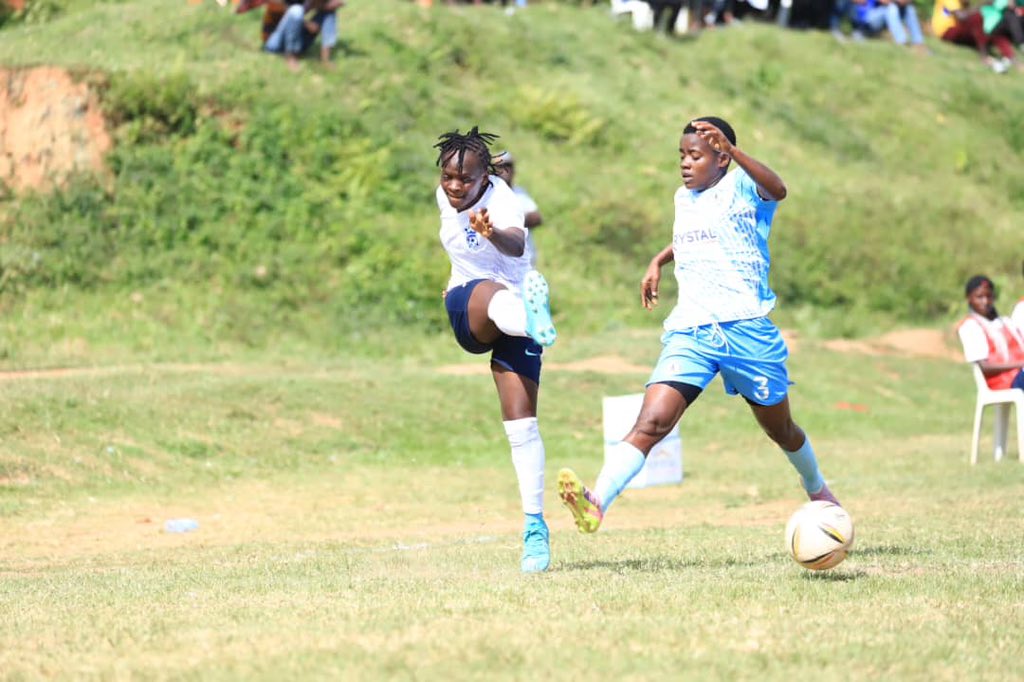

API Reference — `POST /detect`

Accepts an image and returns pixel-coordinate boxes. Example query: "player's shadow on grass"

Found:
[561,555,762,573]
[853,544,923,557]
[799,569,865,581]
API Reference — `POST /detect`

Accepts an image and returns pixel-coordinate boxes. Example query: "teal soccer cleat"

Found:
[521,516,551,573]
[523,270,557,347]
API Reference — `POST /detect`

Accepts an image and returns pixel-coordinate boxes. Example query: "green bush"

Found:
[104,71,199,142]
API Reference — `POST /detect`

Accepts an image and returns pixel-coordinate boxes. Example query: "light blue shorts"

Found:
[647,317,791,406]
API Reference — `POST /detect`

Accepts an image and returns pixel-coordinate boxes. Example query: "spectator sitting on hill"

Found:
[932,0,1017,72]
[830,0,856,40]
[981,0,1024,69]
[957,274,1024,392]
[647,0,687,33]
[852,0,928,52]
[264,0,343,70]
[703,0,738,27]
[492,151,544,266]
[497,0,528,12]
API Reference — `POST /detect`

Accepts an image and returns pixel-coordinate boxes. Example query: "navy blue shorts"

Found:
[445,279,543,385]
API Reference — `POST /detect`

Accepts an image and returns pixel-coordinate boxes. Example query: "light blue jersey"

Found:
[663,168,778,331]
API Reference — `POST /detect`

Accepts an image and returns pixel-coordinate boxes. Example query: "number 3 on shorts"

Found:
[753,376,770,402]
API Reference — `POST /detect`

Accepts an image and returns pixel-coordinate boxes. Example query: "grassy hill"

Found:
[1,0,1023,365]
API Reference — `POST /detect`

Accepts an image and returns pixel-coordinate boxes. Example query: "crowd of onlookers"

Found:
[207,0,1024,74]
[428,0,1024,73]
[612,0,1023,72]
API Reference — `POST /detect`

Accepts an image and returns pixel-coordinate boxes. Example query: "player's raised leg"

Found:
[470,273,556,348]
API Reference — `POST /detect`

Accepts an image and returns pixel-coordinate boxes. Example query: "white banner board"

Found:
[602,394,683,490]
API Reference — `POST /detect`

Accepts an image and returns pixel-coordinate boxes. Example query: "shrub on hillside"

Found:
[104,72,199,143]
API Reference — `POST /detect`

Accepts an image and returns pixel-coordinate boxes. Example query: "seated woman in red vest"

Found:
[958,274,1024,391]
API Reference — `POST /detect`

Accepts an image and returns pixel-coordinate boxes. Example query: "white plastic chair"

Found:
[969,363,1024,464]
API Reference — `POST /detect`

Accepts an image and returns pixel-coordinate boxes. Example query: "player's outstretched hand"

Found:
[690,120,734,157]
[469,208,494,239]
[641,261,661,310]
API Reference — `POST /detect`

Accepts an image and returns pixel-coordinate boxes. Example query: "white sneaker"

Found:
[990,57,1010,74]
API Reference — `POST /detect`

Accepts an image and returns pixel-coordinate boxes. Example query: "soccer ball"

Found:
[784,500,854,571]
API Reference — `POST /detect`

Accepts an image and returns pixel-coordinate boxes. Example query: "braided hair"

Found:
[434,126,499,174]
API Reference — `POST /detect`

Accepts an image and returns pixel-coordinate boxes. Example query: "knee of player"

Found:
[632,412,676,441]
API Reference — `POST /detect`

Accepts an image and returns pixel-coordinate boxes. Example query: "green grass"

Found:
[2,330,1023,679]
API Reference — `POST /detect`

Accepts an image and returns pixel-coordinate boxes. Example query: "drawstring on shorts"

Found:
[684,321,730,353]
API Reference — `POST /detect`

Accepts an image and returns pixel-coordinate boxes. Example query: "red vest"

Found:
[958,314,1024,390]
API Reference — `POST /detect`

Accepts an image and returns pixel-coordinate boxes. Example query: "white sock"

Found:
[595,441,646,511]
[504,417,545,515]
[488,289,527,337]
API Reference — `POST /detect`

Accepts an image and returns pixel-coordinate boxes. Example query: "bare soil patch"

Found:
[823,328,960,361]
[0,66,111,192]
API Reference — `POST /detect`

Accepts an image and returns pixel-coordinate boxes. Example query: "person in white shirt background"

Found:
[492,150,544,267]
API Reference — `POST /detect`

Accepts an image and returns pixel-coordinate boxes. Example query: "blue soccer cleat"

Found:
[521,515,551,573]
[523,270,557,347]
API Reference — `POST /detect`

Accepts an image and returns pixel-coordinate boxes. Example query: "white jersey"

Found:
[437,176,529,293]
[663,168,780,330]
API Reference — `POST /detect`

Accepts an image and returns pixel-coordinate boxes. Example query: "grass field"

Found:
[2,328,1022,680]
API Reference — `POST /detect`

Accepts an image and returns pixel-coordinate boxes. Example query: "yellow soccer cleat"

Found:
[557,468,604,534]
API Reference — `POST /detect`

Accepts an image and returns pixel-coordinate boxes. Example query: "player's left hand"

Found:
[469,208,494,239]
[690,120,734,157]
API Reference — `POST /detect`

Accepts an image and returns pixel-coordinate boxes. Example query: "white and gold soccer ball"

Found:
[784,500,854,571]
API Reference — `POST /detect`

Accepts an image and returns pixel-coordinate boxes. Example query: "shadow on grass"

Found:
[334,40,365,58]
[851,544,925,557]
[559,554,762,573]
[799,569,867,581]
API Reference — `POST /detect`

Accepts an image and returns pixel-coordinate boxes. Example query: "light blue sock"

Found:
[784,438,825,493]
[594,441,646,511]
[525,512,544,527]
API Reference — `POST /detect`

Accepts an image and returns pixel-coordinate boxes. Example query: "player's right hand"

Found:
[641,265,661,310]
[468,208,494,239]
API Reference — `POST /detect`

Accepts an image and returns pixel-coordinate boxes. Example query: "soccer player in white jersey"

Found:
[557,116,841,534]
[434,127,557,572]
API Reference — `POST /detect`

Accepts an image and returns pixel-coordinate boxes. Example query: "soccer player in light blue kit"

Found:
[558,116,841,534]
